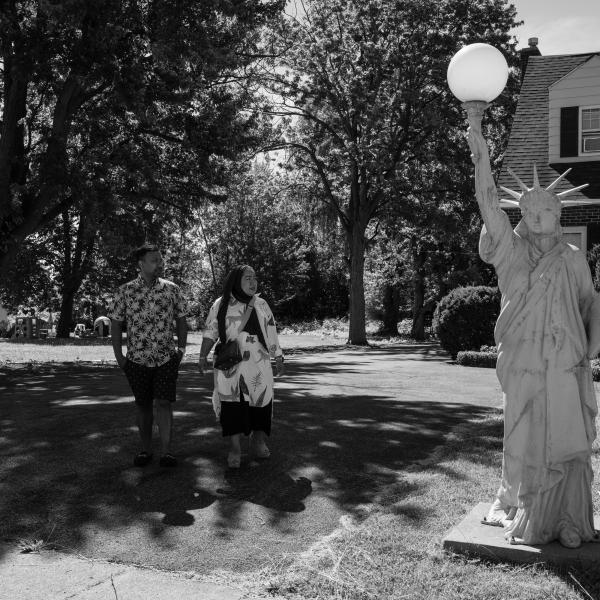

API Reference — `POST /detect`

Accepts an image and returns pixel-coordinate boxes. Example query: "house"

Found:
[498,38,600,251]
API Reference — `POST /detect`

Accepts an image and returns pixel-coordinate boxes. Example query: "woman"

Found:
[198,265,284,468]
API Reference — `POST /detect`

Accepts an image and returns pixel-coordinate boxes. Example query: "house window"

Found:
[560,106,579,157]
[581,106,600,154]
[562,225,587,251]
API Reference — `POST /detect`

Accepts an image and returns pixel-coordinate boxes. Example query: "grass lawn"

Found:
[0,331,352,364]
[262,412,600,600]
[0,318,418,365]
[2,338,599,599]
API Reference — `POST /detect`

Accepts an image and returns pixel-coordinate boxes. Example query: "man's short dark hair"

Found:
[134,243,160,263]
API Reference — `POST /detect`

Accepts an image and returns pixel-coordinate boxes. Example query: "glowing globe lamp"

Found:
[447,43,509,103]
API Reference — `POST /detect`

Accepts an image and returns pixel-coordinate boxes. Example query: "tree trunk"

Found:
[380,282,400,336]
[347,224,368,345]
[54,207,96,338]
[0,56,28,211]
[410,240,426,341]
[56,289,75,338]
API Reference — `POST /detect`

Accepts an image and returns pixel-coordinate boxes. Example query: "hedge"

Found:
[456,351,600,382]
[455,350,498,368]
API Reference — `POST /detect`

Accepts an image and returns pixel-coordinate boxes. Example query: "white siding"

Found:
[549,55,600,163]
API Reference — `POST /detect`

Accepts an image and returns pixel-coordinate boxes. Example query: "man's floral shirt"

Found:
[109,275,188,367]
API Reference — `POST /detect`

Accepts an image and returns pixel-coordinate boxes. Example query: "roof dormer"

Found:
[549,55,600,163]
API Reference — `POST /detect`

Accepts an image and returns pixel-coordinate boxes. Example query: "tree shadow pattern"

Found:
[0,348,495,572]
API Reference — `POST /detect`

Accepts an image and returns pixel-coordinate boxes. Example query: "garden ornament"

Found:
[448,44,600,549]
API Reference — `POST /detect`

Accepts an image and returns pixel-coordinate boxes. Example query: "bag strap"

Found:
[238,301,254,333]
[220,300,254,344]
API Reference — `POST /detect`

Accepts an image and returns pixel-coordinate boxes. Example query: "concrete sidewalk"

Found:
[0,542,272,600]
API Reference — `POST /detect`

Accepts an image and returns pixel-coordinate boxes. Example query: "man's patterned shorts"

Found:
[123,353,180,407]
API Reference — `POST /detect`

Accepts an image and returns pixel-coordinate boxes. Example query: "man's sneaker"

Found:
[159,453,177,467]
[133,451,153,467]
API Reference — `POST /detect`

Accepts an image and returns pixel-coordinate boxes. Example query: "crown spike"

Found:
[507,167,529,192]
[500,185,522,200]
[501,199,521,207]
[556,183,589,198]
[532,163,540,188]
[546,168,572,191]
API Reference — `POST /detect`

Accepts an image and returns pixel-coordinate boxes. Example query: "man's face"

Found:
[139,251,163,278]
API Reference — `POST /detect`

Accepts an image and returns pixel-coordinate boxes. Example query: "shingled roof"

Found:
[497,52,600,202]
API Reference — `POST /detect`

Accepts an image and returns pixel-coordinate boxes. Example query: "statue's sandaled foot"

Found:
[558,527,581,549]
[482,499,513,527]
[508,535,525,545]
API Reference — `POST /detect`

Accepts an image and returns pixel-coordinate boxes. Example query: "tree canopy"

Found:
[262,0,520,343]
[1,0,525,340]
[0,0,284,279]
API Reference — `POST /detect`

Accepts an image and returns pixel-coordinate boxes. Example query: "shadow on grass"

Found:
[427,413,600,600]
[0,348,494,571]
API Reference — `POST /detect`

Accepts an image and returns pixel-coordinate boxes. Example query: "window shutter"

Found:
[560,106,579,157]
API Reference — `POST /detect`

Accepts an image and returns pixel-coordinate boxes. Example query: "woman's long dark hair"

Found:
[217,265,251,342]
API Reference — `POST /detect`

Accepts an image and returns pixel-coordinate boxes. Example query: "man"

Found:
[109,243,188,467]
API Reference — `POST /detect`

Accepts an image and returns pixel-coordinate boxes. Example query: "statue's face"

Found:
[523,204,559,235]
[520,191,560,236]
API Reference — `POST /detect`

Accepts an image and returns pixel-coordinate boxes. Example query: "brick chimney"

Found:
[520,37,541,83]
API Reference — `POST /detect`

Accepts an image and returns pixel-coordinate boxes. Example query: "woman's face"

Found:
[240,268,258,296]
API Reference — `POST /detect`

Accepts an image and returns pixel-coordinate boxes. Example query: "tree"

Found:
[0,0,285,282]
[0,233,56,314]
[198,162,312,317]
[264,0,520,344]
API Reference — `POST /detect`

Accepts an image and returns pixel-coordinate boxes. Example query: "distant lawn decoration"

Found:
[11,314,49,339]
[447,43,600,551]
[93,316,111,338]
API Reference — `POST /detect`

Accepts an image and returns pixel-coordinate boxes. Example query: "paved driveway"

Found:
[0,344,502,573]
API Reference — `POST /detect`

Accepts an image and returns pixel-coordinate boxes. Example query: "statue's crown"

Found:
[500,165,588,209]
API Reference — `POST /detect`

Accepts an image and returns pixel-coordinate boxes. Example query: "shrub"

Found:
[592,359,600,382]
[456,350,497,368]
[479,345,497,353]
[433,285,501,359]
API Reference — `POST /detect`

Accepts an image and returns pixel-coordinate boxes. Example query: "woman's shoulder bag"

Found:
[213,302,253,370]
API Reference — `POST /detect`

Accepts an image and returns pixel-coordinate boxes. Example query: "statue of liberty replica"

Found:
[465,100,599,549]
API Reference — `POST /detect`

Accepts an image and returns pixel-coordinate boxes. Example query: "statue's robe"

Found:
[480,214,597,544]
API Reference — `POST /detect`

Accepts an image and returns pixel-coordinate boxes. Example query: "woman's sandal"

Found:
[252,442,270,459]
[133,451,153,467]
[250,432,270,459]
[227,451,241,468]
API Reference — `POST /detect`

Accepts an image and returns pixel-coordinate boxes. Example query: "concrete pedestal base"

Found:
[443,502,600,568]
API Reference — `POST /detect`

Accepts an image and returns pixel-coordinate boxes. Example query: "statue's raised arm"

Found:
[464,102,507,242]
